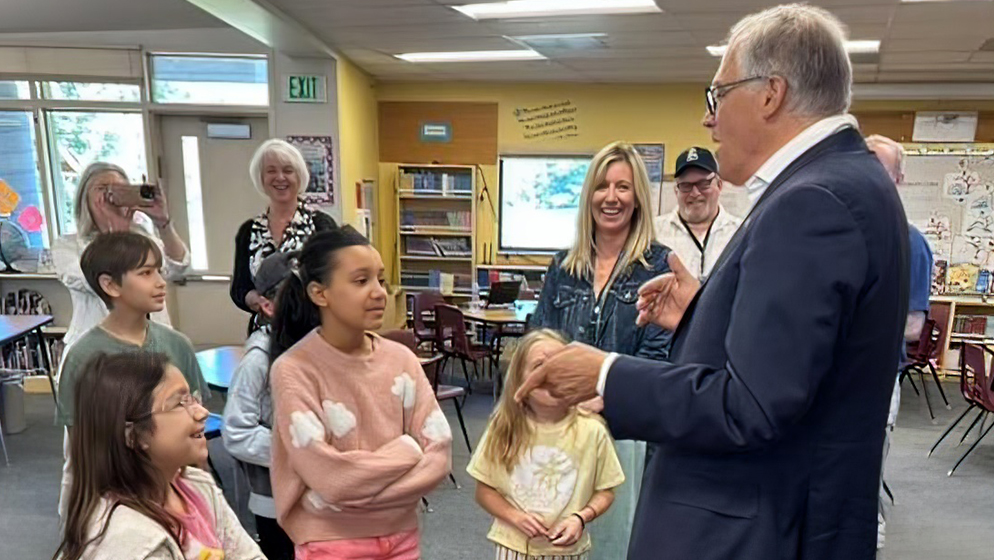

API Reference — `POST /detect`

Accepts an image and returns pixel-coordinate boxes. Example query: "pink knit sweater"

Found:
[270,330,452,544]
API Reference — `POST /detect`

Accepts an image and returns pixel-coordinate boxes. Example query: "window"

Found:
[150,55,269,106]
[42,81,141,102]
[0,111,48,261]
[181,136,208,270]
[0,81,30,100]
[46,111,146,235]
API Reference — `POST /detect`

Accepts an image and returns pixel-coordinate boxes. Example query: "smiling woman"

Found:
[530,141,675,557]
[230,139,338,332]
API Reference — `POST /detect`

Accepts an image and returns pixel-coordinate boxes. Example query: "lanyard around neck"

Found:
[678,211,716,275]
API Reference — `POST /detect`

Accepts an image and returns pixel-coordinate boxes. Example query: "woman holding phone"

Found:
[52,161,191,348]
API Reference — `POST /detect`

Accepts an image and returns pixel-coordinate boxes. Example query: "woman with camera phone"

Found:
[53,161,191,348]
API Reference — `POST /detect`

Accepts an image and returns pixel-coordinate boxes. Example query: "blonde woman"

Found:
[531,141,672,559]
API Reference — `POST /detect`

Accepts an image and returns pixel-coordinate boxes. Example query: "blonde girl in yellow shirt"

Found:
[468,329,625,560]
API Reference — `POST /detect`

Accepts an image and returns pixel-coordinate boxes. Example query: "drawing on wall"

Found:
[947,263,980,293]
[902,153,994,294]
[964,185,994,237]
[286,135,335,205]
[513,100,579,141]
[932,260,948,295]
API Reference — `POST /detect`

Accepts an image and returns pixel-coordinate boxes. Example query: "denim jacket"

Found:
[532,242,672,359]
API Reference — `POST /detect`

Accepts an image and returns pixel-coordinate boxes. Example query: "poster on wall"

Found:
[286,135,335,205]
[634,143,664,216]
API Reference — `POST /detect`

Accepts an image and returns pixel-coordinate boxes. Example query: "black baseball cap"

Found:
[674,147,718,178]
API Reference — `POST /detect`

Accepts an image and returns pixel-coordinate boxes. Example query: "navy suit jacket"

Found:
[604,128,909,560]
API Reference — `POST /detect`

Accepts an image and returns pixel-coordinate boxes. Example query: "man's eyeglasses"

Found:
[128,393,203,422]
[705,76,768,116]
[676,174,716,193]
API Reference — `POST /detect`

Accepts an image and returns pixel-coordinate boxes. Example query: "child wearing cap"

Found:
[222,251,298,560]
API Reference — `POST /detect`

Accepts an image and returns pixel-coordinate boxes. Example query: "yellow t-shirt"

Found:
[467,412,625,557]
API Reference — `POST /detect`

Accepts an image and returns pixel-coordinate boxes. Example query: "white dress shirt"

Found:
[654,204,743,282]
[597,113,859,397]
[744,114,859,210]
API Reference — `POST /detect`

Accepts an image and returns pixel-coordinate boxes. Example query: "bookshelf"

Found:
[396,164,476,299]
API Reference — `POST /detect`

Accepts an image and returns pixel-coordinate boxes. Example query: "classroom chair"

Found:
[927,343,994,476]
[900,319,950,420]
[435,305,493,398]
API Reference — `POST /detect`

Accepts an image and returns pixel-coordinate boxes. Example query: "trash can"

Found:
[1,373,26,435]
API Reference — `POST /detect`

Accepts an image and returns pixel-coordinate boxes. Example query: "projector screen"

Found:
[499,155,591,252]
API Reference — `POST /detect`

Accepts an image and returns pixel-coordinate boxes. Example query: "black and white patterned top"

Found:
[231,199,337,315]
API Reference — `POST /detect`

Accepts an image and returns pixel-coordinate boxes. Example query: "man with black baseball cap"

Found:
[653,146,742,281]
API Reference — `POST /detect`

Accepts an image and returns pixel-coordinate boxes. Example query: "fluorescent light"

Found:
[706,40,880,57]
[453,0,661,20]
[395,50,546,63]
[901,0,992,3]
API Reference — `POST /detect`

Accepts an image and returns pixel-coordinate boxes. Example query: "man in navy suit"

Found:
[516,5,909,560]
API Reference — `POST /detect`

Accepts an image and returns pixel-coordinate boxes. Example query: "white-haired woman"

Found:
[230,139,336,327]
[52,162,190,348]
[531,141,672,558]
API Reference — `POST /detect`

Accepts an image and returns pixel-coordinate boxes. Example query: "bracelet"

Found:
[571,512,586,530]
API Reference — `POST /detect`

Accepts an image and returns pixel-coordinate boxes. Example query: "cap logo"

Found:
[687,148,699,162]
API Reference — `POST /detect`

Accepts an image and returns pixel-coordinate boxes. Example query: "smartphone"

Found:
[106,184,156,208]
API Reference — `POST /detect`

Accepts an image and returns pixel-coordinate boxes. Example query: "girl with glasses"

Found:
[54,352,263,560]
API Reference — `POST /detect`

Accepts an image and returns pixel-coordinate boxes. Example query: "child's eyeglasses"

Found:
[128,393,203,422]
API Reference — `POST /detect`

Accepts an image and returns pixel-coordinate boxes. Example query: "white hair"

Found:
[74,161,129,239]
[726,3,852,118]
[248,139,310,199]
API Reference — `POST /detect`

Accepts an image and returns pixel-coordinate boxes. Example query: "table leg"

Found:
[33,326,62,416]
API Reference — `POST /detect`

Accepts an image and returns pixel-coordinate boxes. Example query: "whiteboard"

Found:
[899,153,994,293]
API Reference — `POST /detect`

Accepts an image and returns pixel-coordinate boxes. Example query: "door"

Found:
[158,115,268,347]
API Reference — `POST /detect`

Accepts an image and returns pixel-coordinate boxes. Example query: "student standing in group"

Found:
[653,147,742,283]
[53,161,190,348]
[268,227,452,560]
[223,251,298,560]
[54,352,263,560]
[468,329,624,560]
[57,232,209,522]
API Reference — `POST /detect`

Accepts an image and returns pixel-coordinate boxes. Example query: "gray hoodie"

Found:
[221,328,275,519]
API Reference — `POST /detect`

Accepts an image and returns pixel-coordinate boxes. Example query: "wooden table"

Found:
[195,346,246,395]
[460,306,530,399]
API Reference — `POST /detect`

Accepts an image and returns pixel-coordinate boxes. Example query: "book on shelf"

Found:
[400,210,471,229]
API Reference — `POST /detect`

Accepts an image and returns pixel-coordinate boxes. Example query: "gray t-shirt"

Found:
[57,322,209,426]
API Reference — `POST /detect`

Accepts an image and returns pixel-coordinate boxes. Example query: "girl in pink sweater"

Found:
[268,227,452,560]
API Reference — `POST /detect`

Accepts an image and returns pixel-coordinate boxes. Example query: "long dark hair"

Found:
[54,352,183,560]
[269,226,371,362]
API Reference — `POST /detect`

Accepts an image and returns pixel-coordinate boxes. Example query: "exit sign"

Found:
[284,75,327,103]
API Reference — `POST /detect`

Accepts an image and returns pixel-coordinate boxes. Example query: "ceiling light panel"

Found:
[453,0,662,20]
[395,49,547,62]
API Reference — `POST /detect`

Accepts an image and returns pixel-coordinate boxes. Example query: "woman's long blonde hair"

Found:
[561,141,656,280]
[483,329,569,471]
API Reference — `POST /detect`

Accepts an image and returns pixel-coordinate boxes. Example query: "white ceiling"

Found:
[0,0,225,33]
[264,0,994,83]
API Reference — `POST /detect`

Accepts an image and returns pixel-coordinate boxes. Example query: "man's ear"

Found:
[760,76,789,120]
[98,273,123,299]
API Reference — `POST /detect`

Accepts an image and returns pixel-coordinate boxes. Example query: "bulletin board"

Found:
[899,152,994,294]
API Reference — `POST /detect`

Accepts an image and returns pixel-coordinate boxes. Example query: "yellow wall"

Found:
[336,57,380,228]
[376,82,715,279]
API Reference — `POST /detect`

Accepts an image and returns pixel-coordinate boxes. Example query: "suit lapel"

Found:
[671,128,862,341]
